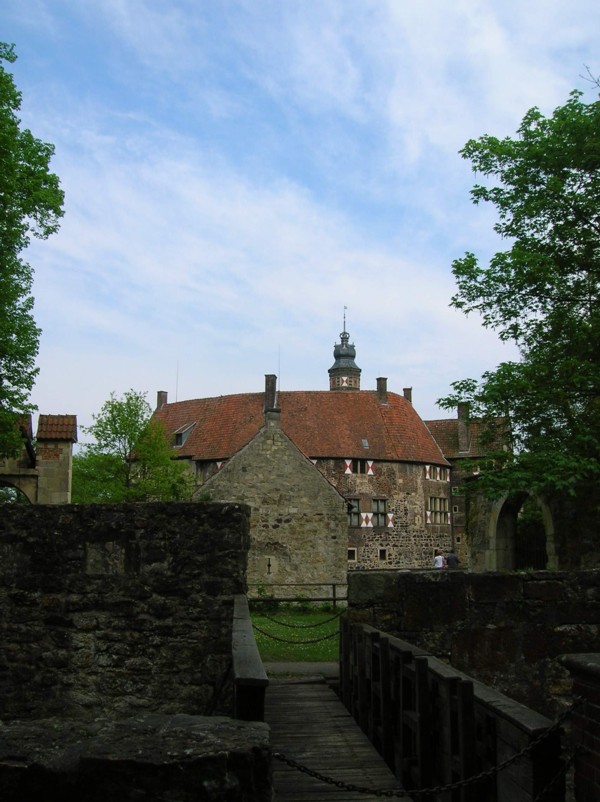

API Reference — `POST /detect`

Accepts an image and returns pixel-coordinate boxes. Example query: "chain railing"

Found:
[273,698,584,801]
[252,606,343,645]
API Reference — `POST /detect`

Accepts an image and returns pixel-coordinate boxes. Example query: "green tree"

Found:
[72,390,195,502]
[439,89,600,498]
[0,43,64,456]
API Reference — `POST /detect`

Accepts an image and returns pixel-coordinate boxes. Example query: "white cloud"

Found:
[1,0,596,432]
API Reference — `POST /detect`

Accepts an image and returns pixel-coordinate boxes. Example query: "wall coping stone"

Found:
[0,714,271,800]
[560,653,600,680]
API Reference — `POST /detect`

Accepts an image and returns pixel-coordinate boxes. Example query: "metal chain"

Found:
[252,622,339,644]
[273,696,582,798]
[257,608,345,628]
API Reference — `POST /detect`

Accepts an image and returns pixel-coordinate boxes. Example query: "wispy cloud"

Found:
[2,0,597,429]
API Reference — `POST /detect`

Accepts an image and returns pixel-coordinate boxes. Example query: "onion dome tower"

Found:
[328,314,361,391]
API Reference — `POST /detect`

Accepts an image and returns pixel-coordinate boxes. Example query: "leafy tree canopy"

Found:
[72,390,195,503]
[0,43,64,456]
[439,89,600,497]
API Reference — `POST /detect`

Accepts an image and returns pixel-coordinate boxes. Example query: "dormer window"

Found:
[174,423,195,447]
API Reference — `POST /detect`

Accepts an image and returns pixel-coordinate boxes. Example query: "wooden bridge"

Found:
[232,596,566,801]
[265,666,403,801]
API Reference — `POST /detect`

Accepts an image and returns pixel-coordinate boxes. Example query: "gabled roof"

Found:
[37,414,78,442]
[153,391,448,465]
[425,417,500,459]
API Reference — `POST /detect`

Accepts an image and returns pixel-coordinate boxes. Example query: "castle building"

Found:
[0,415,78,503]
[152,327,463,588]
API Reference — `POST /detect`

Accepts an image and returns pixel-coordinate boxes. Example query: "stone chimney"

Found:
[156,390,168,410]
[264,374,278,411]
[458,402,470,453]
[264,374,280,427]
[403,387,413,404]
[376,377,388,405]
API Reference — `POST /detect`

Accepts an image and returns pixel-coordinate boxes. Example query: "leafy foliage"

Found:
[72,390,195,502]
[0,43,64,456]
[440,90,600,497]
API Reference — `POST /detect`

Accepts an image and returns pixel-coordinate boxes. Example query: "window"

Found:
[427,496,449,524]
[355,459,368,474]
[347,498,360,527]
[378,548,387,561]
[174,423,194,447]
[372,498,387,528]
[425,465,449,481]
[348,548,357,562]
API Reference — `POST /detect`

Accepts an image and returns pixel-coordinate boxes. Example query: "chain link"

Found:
[273,696,583,799]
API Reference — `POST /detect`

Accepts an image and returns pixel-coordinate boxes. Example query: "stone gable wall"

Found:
[347,569,600,716]
[202,422,348,594]
[0,501,250,721]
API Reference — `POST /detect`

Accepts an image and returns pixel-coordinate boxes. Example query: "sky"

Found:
[3,1,599,442]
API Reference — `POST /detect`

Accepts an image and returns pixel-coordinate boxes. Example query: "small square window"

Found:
[348,548,357,562]
[378,548,387,561]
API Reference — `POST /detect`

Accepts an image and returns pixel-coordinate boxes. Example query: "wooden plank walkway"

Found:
[265,678,405,801]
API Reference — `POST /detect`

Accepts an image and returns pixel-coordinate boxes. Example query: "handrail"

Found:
[232,594,269,721]
[340,619,564,801]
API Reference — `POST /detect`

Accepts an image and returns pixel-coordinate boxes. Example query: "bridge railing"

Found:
[247,582,347,607]
[340,618,564,801]
[232,594,268,722]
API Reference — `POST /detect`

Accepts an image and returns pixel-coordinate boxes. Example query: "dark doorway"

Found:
[515,497,547,570]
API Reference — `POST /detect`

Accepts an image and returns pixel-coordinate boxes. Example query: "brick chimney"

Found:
[156,390,168,410]
[458,403,470,453]
[377,377,388,405]
[403,387,412,404]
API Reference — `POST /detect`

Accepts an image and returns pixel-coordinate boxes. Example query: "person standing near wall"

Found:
[434,549,446,569]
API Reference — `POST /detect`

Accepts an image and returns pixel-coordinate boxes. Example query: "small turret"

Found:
[328,312,361,391]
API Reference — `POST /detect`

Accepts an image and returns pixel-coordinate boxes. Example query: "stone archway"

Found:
[0,481,33,504]
[486,493,556,571]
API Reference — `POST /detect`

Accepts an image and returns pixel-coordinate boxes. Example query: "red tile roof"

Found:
[153,391,448,465]
[425,418,501,459]
[37,414,78,442]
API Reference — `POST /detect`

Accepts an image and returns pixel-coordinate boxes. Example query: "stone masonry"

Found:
[0,501,250,721]
[200,411,348,595]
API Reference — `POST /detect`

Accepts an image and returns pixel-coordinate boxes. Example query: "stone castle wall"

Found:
[0,501,250,721]
[317,459,452,569]
[347,569,600,716]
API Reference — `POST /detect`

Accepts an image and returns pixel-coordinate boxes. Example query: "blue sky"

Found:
[3,1,599,438]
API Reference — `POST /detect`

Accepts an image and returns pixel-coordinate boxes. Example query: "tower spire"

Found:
[328,308,361,391]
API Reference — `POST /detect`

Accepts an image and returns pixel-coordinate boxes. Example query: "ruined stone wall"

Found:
[202,421,347,594]
[317,459,452,569]
[0,501,250,721]
[347,569,600,715]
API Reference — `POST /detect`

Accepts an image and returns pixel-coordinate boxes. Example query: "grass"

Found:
[250,604,342,662]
